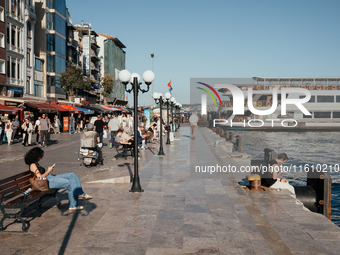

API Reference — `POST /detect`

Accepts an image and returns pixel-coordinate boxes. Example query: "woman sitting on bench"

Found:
[24,147,92,211]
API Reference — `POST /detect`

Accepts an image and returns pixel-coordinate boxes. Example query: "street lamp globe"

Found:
[142,70,155,84]
[119,70,131,83]
[153,92,160,100]
[164,92,171,100]
[130,73,141,84]
[170,97,176,103]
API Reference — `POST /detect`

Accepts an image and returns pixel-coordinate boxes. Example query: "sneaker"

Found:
[69,206,84,211]
[109,143,112,149]
[78,193,92,200]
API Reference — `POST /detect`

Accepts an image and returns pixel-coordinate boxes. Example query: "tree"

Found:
[100,73,115,105]
[61,65,91,102]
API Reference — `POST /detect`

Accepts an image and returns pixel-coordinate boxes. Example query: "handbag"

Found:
[29,176,49,192]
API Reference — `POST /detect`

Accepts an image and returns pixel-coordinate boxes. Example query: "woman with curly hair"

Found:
[24,147,92,211]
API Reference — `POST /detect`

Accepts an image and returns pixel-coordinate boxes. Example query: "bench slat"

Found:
[0,171,31,186]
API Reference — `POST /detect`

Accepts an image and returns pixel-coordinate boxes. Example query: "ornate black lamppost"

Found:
[118,70,155,193]
[153,92,165,155]
[163,92,171,145]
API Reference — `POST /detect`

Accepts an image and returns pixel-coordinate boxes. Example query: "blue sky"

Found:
[66,0,340,105]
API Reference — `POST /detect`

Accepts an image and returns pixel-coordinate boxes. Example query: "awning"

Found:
[73,106,94,115]
[100,105,116,112]
[25,103,58,113]
[0,104,21,114]
[114,106,129,113]
[58,104,83,114]
[82,105,110,114]
[48,104,69,112]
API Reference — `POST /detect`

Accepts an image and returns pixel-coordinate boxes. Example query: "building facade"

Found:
[35,0,67,100]
[24,0,36,97]
[5,0,25,98]
[0,0,6,96]
[97,33,126,102]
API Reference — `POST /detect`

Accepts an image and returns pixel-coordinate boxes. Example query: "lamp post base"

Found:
[166,138,170,145]
[129,176,144,193]
[158,147,165,155]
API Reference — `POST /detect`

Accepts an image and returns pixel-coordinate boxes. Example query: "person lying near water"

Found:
[261,153,295,194]
[24,147,92,211]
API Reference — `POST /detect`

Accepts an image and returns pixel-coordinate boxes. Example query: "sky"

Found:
[66,0,340,106]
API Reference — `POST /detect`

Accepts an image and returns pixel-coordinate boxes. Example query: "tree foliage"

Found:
[61,65,91,100]
[101,73,115,104]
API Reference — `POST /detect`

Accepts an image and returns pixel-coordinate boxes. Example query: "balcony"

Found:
[90,49,99,61]
[6,44,24,55]
[90,63,99,72]
[6,11,24,24]
[7,77,24,87]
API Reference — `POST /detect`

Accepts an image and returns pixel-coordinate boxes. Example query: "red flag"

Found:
[126,95,128,100]
[167,81,171,87]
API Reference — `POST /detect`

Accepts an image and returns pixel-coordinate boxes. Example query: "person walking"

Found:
[94,115,105,143]
[69,113,76,134]
[54,116,61,134]
[34,116,41,145]
[108,114,121,148]
[0,118,3,145]
[11,116,20,143]
[39,113,50,147]
[5,119,13,145]
[21,118,33,147]
[189,112,198,139]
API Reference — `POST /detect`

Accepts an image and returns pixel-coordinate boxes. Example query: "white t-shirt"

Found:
[189,114,198,126]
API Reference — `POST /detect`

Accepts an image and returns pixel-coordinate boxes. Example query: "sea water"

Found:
[235,131,340,226]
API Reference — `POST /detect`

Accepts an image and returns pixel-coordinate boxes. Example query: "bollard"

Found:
[235,135,242,152]
[228,132,234,142]
[247,174,261,191]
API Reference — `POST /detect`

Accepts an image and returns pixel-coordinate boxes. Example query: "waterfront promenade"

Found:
[1,125,340,254]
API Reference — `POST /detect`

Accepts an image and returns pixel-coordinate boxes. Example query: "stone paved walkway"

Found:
[1,125,340,254]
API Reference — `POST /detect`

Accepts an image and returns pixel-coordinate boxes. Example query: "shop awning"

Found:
[48,104,69,112]
[114,106,129,113]
[73,106,94,115]
[82,105,111,114]
[58,104,83,114]
[100,105,117,112]
[0,104,21,114]
[25,103,58,113]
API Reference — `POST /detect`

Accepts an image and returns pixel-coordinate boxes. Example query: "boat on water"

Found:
[216,77,340,131]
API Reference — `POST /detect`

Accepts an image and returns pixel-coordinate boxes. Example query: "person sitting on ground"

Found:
[24,147,92,211]
[86,123,103,165]
[261,153,295,194]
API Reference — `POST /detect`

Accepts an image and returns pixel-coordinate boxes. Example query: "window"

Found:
[27,22,31,37]
[0,7,4,22]
[47,54,65,74]
[299,95,315,102]
[0,34,4,48]
[34,80,42,97]
[47,55,54,72]
[27,49,31,66]
[17,29,20,48]
[0,60,5,74]
[6,24,9,44]
[17,61,20,79]
[6,56,10,77]
[317,96,334,103]
[26,77,30,94]
[11,0,15,14]
[314,112,331,118]
[11,58,16,78]
[46,13,54,30]
[35,58,43,71]
[333,112,340,118]
[337,96,340,102]
[11,25,15,46]
[303,113,312,118]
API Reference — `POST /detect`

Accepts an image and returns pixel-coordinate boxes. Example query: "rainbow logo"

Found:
[196,82,222,106]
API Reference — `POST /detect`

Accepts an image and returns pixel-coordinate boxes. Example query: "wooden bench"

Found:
[0,171,59,232]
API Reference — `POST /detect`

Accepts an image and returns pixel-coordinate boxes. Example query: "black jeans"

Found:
[110,131,118,143]
[40,130,48,145]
